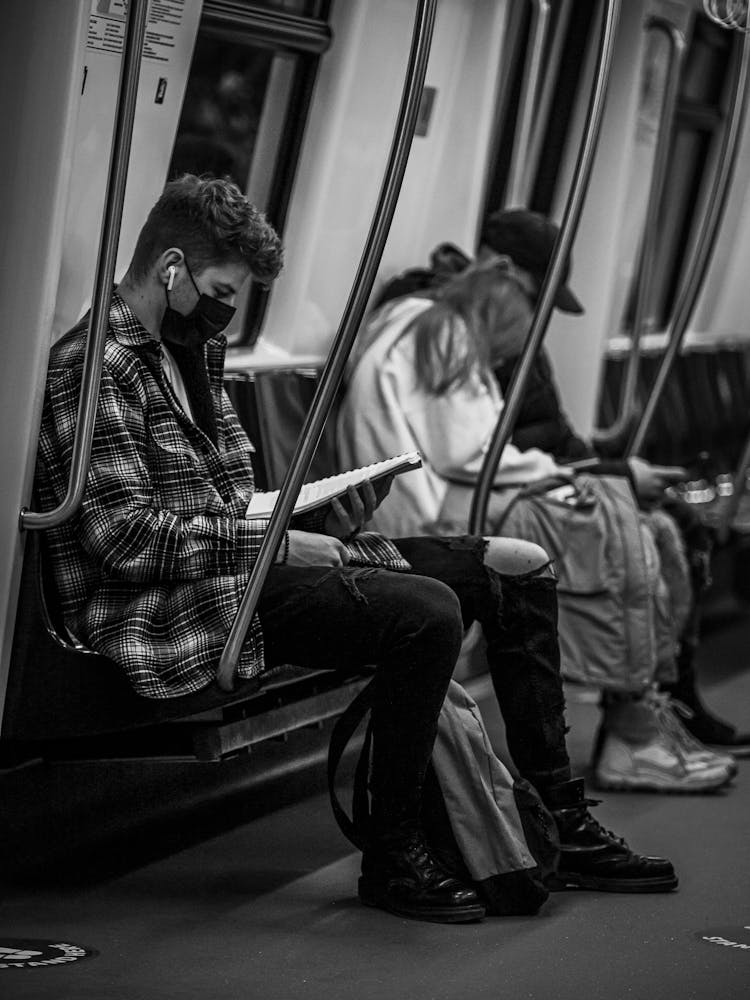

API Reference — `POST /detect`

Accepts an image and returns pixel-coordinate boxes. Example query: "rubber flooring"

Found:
[2,618,749,999]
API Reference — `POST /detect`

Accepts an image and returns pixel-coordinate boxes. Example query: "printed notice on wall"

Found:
[55,0,201,338]
[87,0,186,64]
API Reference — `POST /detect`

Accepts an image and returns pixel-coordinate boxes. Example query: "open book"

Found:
[246,451,422,519]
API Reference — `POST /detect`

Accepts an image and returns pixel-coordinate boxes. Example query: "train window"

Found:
[168,37,280,190]
[483,6,736,340]
[167,0,332,344]
[623,13,736,333]
[482,0,597,219]
[240,1,324,11]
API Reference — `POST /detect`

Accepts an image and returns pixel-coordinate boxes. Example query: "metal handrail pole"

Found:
[506,0,552,208]
[593,17,685,446]
[628,26,750,456]
[20,0,149,532]
[469,0,621,535]
[216,0,438,691]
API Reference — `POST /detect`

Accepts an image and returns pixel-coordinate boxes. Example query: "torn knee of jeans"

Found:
[444,535,490,563]
[497,559,558,584]
[331,566,379,605]
[475,560,505,628]
[533,561,557,582]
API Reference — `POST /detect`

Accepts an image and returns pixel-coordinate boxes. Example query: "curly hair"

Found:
[129,174,284,284]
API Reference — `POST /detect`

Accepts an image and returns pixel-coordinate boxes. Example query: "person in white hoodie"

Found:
[338,254,734,794]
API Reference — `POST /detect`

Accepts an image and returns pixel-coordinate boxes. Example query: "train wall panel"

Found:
[546,0,649,439]
[258,0,512,358]
[53,0,202,339]
[0,0,89,726]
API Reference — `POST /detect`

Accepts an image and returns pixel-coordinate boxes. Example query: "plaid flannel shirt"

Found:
[35,293,271,698]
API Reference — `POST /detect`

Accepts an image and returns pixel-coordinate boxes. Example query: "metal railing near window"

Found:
[505,0,552,209]
[626,24,750,460]
[173,1,333,347]
[469,0,621,536]
[19,0,149,533]
[215,0,438,691]
[627,16,750,545]
[592,16,687,449]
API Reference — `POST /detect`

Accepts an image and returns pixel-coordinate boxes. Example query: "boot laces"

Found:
[560,796,626,848]
[579,805,627,848]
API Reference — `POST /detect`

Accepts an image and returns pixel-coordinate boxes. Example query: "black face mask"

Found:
[160,261,236,349]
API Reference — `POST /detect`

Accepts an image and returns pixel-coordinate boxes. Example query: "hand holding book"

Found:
[246,451,422,519]
[322,479,380,540]
[248,452,421,572]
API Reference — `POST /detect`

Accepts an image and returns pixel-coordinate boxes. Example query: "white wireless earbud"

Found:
[167,265,176,291]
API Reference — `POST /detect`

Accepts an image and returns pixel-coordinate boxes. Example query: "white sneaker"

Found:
[594,729,734,793]
[647,691,738,777]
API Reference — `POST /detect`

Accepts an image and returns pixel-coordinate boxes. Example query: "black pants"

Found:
[258,535,571,838]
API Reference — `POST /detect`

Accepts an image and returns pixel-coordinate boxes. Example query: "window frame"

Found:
[185,0,333,344]
[481,0,596,225]
[649,14,738,330]
[482,4,739,339]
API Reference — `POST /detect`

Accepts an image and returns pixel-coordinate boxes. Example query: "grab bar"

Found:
[627,25,750,457]
[216,0,438,691]
[20,0,149,532]
[505,0,552,208]
[592,17,686,448]
[469,0,621,535]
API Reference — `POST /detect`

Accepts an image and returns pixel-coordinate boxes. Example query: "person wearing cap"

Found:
[338,248,736,794]
[481,208,750,763]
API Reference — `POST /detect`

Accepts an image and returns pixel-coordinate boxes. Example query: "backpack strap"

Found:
[327,678,376,851]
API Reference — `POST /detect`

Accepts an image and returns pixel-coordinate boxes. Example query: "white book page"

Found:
[246,452,422,519]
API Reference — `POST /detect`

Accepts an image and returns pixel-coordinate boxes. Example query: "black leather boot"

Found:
[662,537,750,756]
[359,829,486,923]
[542,778,678,893]
[663,661,750,757]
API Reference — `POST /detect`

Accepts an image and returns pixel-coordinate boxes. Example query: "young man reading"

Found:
[36,176,677,924]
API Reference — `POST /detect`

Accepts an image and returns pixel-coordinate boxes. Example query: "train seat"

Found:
[598,341,750,474]
[2,366,366,763]
[225,366,340,491]
[2,527,369,761]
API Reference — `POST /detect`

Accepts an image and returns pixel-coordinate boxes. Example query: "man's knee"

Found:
[406,576,464,647]
[483,537,551,577]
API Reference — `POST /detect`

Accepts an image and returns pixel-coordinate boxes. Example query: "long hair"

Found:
[403,255,533,395]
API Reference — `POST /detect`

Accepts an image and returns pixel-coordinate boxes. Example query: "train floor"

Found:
[2,614,750,999]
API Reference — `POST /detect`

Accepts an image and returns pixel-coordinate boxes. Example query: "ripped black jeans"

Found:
[258,535,571,839]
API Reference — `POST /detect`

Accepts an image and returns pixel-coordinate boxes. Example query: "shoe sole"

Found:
[594,768,733,793]
[358,884,486,924]
[547,872,679,893]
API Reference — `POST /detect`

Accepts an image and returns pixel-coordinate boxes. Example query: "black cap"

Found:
[480,208,584,314]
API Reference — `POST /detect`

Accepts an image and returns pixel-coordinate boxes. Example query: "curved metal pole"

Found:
[506,0,552,208]
[216,0,438,691]
[627,26,750,457]
[593,17,686,447]
[469,0,621,536]
[20,0,149,532]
